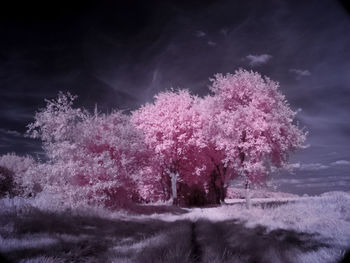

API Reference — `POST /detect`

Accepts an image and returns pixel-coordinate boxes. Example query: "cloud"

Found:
[331,160,350,166]
[194,30,206,38]
[220,28,229,36]
[274,178,304,184]
[207,41,217,47]
[288,162,329,171]
[274,176,344,185]
[0,128,22,137]
[245,54,272,66]
[326,175,350,181]
[296,181,350,188]
[289,69,311,79]
[301,163,329,171]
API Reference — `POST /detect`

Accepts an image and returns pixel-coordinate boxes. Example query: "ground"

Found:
[0,192,349,263]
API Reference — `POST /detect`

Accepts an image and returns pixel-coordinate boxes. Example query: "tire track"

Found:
[190,222,202,262]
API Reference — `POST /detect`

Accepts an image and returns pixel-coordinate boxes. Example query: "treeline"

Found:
[0,69,306,207]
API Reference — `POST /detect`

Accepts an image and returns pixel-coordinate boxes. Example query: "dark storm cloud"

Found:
[0,0,349,194]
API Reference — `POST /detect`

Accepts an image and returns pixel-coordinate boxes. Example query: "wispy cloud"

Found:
[194,30,206,38]
[207,41,217,47]
[331,160,350,166]
[288,162,329,171]
[220,28,229,36]
[0,128,22,137]
[245,54,272,66]
[289,69,311,79]
[296,181,349,188]
[274,178,304,184]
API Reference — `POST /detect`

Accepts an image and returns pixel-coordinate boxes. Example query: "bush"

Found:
[0,166,15,197]
[0,153,40,197]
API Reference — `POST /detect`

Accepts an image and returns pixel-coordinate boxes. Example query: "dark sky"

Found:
[0,0,349,195]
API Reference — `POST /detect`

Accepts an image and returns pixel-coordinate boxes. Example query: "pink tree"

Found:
[27,92,153,207]
[195,96,237,204]
[207,69,306,207]
[74,109,160,205]
[131,90,209,205]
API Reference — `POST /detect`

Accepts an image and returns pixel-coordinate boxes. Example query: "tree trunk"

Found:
[170,172,178,205]
[208,169,222,204]
[245,181,251,209]
[220,184,227,204]
[160,172,171,201]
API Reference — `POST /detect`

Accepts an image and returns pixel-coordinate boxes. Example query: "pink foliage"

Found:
[131,90,209,205]
[27,92,153,207]
[22,69,306,207]
[207,69,306,186]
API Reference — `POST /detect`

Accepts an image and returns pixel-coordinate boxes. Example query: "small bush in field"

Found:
[0,166,15,197]
[0,153,40,197]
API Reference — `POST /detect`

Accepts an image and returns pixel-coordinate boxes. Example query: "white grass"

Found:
[0,235,58,253]
[0,191,349,262]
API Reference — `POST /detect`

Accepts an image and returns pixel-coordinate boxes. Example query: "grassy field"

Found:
[0,192,349,262]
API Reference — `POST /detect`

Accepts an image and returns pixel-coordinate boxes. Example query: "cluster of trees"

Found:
[1,69,306,207]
